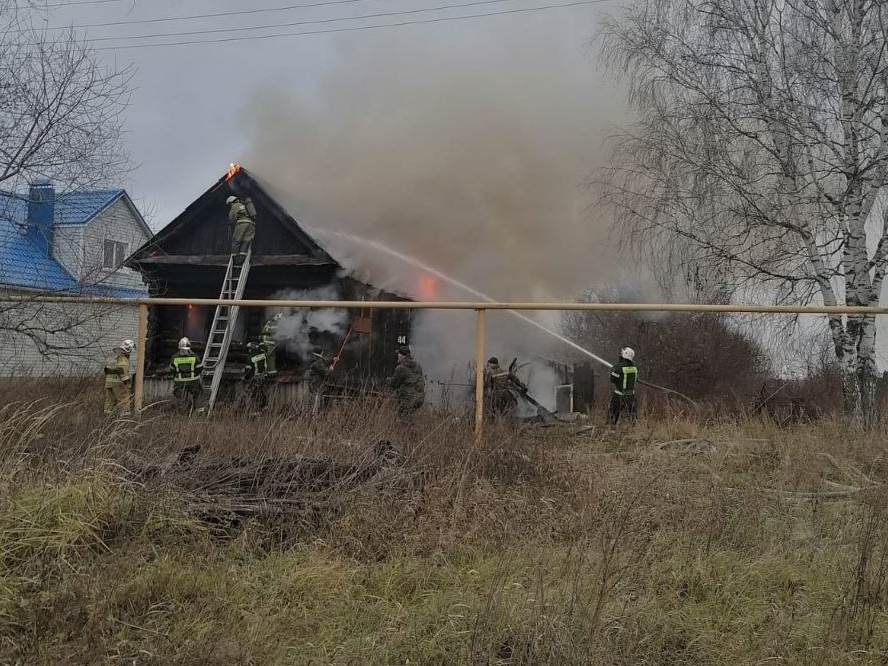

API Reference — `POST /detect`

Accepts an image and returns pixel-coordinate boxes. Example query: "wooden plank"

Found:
[134,254,335,267]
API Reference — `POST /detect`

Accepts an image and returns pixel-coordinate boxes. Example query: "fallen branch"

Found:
[818,452,878,487]
[654,439,716,453]
[724,483,884,500]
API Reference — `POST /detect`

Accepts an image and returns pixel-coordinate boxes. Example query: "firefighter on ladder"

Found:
[260,312,282,377]
[608,347,638,425]
[170,337,203,415]
[243,341,269,411]
[226,195,255,264]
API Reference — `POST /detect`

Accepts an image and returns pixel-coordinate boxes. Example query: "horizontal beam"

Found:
[132,254,334,267]
[4,295,888,315]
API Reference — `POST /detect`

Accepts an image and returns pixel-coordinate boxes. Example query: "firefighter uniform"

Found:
[260,316,280,376]
[608,358,638,424]
[484,358,517,418]
[243,344,269,410]
[307,349,332,415]
[170,350,203,414]
[103,348,131,416]
[388,348,425,417]
[228,199,255,263]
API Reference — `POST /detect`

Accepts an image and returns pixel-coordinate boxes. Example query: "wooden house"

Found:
[125,165,412,402]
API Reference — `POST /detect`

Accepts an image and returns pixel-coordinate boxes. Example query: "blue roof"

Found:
[0,189,126,228]
[55,189,125,225]
[0,188,147,297]
[0,221,80,292]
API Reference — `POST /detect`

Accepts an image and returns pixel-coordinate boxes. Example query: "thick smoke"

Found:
[269,286,348,361]
[242,16,625,404]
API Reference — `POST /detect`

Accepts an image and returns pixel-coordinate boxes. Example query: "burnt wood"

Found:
[125,165,413,386]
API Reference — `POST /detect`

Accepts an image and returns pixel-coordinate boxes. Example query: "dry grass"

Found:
[0,380,887,665]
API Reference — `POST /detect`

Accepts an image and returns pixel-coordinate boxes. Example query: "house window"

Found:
[103,240,129,269]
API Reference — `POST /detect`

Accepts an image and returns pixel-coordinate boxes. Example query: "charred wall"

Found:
[142,267,412,383]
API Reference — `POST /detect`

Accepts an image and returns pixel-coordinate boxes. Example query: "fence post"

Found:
[474,307,486,445]
[134,303,148,414]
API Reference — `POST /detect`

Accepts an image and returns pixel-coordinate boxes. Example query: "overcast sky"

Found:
[33,0,888,369]
[38,0,618,230]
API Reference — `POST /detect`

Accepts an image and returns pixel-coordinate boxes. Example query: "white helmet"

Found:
[179,337,191,351]
[120,339,135,354]
[226,195,237,205]
[620,347,635,362]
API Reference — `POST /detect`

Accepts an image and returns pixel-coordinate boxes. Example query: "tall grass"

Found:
[0,381,886,665]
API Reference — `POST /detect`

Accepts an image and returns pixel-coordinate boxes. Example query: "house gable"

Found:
[82,196,152,290]
[0,186,149,296]
[127,166,336,266]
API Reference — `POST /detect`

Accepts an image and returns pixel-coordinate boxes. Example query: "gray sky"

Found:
[34,0,888,370]
[39,0,618,230]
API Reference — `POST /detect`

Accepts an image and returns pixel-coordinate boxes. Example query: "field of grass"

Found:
[1,379,887,665]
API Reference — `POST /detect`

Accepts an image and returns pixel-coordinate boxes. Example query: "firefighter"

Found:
[170,337,202,415]
[260,312,282,377]
[306,346,333,415]
[388,346,425,417]
[608,347,639,425]
[104,339,135,417]
[242,341,269,411]
[484,356,517,418]
[226,195,255,264]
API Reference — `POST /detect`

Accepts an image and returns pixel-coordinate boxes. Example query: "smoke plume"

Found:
[242,15,625,402]
[269,286,349,361]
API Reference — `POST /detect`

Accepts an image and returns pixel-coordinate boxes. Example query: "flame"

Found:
[418,274,437,300]
[225,162,241,181]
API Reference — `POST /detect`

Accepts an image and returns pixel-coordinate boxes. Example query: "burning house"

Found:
[125,165,413,403]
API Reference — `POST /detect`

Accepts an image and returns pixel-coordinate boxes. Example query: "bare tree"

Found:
[0,1,130,191]
[0,1,134,373]
[599,0,888,425]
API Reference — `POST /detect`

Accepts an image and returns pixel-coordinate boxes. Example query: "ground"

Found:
[1,379,887,665]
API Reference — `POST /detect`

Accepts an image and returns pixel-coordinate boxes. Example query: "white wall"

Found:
[52,225,84,279]
[82,198,150,288]
[0,294,141,377]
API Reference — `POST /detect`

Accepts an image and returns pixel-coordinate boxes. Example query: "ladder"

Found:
[202,247,253,413]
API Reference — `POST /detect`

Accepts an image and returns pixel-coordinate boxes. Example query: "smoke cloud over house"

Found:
[242,16,625,397]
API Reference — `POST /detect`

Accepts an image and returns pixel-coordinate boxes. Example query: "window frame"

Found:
[103,239,129,270]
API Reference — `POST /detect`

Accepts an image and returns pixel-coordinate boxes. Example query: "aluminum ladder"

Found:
[202,247,252,413]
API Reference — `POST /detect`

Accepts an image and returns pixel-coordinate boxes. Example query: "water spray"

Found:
[314,228,695,405]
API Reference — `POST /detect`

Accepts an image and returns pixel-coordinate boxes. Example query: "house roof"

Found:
[0,189,148,297]
[126,165,337,267]
[55,189,125,225]
[0,221,80,292]
[0,188,153,235]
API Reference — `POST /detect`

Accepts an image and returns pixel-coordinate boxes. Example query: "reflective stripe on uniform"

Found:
[622,366,638,392]
[250,353,268,376]
[172,355,200,382]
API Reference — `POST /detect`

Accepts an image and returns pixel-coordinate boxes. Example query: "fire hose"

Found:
[330,324,355,372]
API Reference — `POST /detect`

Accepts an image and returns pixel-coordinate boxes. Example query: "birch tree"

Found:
[599,0,888,425]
